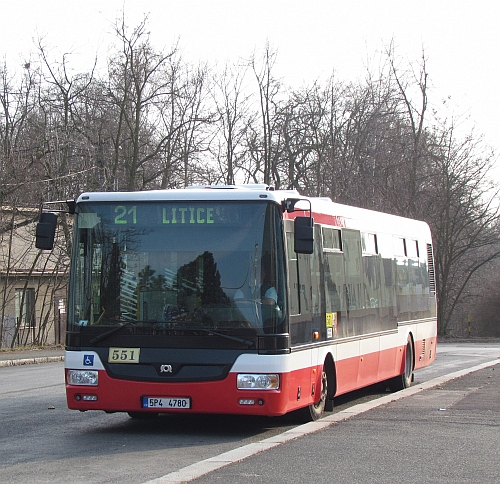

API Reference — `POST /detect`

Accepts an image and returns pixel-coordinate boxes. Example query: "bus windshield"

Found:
[68,200,287,340]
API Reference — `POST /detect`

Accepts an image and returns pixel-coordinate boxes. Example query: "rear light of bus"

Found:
[67,369,98,386]
[237,374,279,390]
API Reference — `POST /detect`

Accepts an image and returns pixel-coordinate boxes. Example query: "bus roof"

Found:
[75,184,431,240]
[76,185,293,203]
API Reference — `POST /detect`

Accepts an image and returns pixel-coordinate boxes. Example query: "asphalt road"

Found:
[0,341,498,484]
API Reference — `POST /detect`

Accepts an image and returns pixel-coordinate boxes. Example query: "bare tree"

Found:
[174,63,213,187]
[107,14,178,190]
[271,82,326,193]
[37,40,100,199]
[425,121,500,335]
[248,43,283,186]
[468,259,500,336]
[3,27,500,343]
[211,62,252,185]
[0,59,41,208]
[386,41,430,218]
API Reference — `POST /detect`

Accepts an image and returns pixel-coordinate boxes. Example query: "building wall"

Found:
[0,207,69,348]
[0,275,68,348]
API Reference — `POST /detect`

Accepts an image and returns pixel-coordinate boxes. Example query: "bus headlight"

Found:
[67,369,98,386]
[237,374,279,390]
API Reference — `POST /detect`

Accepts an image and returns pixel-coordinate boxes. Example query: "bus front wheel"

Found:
[297,367,328,422]
[392,337,414,391]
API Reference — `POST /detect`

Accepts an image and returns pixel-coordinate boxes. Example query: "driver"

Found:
[234,259,277,306]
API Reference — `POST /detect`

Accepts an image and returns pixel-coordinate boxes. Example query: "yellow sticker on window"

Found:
[326,313,333,328]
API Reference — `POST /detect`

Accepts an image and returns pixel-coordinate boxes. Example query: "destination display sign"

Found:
[76,202,259,228]
[113,205,215,225]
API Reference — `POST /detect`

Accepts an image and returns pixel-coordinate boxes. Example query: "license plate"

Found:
[142,397,191,409]
[108,347,140,363]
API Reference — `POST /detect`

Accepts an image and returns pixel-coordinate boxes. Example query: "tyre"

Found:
[391,337,414,391]
[296,367,328,422]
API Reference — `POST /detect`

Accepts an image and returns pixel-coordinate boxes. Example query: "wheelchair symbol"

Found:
[83,354,94,366]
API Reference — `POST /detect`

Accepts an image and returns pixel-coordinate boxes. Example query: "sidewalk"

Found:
[0,347,65,367]
[178,361,500,484]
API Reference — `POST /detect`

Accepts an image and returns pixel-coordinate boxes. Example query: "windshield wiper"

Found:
[89,321,137,345]
[88,319,168,345]
[192,328,254,347]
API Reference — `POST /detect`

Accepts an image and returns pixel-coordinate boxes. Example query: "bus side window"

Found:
[324,252,343,313]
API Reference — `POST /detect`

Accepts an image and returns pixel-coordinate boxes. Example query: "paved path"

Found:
[147,359,500,484]
[0,347,65,367]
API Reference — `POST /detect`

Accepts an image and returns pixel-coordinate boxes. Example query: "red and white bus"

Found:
[37,184,437,420]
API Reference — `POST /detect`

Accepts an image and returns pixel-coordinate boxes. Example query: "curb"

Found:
[0,355,64,368]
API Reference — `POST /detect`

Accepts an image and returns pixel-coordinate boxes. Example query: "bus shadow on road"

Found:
[89,379,394,438]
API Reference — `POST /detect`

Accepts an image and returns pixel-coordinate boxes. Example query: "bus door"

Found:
[286,219,322,406]
[285,220,313,346]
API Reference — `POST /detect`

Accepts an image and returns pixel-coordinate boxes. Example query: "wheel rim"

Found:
[314,370,328,410]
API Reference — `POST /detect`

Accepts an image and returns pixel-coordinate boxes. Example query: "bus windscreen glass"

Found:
[68,201,287,341]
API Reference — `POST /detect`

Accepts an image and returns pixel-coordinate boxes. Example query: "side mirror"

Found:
[35,212,58,250]
[294,216,314,254]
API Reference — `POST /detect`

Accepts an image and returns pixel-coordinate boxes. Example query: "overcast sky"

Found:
[1,0,499,165]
